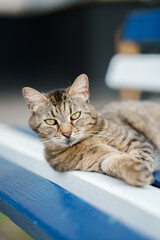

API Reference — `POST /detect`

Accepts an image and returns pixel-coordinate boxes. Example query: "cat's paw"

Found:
[124,162,154,187]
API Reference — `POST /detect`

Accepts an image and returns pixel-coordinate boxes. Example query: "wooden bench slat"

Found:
[0,157,147,240]
[1,124,160,239]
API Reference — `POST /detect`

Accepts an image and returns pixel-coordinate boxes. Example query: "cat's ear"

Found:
[68,74,90,100]
[22,87,47,111]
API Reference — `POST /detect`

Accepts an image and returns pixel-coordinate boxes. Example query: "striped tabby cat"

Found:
[22,74,160,187]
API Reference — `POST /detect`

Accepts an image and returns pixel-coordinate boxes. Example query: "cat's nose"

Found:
[62,131,72,138]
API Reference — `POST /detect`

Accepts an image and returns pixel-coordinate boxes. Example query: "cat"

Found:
[22,74,160,187]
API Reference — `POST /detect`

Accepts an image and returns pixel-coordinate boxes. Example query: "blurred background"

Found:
[0,0,160,239]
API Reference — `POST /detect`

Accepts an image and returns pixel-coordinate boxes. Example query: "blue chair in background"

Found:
[121,8,160,43]
[106,8,160,100]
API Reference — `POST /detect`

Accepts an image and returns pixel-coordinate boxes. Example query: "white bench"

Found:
[105,54,160,92]
[0,124,160,239]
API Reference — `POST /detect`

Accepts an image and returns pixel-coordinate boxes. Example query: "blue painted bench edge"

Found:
[0,156,149,240]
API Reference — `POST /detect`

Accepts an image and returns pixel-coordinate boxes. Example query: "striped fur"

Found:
[22,74,160,187]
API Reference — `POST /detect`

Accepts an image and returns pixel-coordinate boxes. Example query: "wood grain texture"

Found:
[0,157,148,240]
[1,124,160,239]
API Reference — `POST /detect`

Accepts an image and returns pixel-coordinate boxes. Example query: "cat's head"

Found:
[22,74,97,147]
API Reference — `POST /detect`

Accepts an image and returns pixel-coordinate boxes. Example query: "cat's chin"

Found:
[50,138,79,148]
[48,135,83,148]
[64,138,80,147]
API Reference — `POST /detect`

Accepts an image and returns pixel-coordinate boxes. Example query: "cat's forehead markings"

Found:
[47,89,66,105]
[57,90,65,101]
[62,101,66,112]
[53,91,64,102]
[69,105,72,114]
[63,95,67,100]
[51,109,55,117]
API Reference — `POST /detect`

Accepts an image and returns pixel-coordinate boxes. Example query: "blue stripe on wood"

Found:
[0,157,149,240]
[15,126,160,190]
[121,9,160,43]
[0,199,53,240]
[153,171,160,188]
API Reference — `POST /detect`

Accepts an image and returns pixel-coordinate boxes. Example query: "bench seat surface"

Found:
[0,124,160,240]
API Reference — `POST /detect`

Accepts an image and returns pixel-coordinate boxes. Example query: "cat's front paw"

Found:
[124,162,154,187]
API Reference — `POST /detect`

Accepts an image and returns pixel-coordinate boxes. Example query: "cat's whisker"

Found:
[73,130,113,140]
[86,131,102,133]
[86,130,113,134]
[83,133,113,139]
[74,133,82,137]
[43,141,51,145]
[74,131,101,137]
[41,137,62,143]
[41,140,51,143]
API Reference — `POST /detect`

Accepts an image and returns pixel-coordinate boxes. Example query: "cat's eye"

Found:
[45,119,57,125]
[71,111,81,121]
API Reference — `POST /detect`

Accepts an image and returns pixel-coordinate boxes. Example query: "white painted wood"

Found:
[0,123,160,239]
[105,54,160,91]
